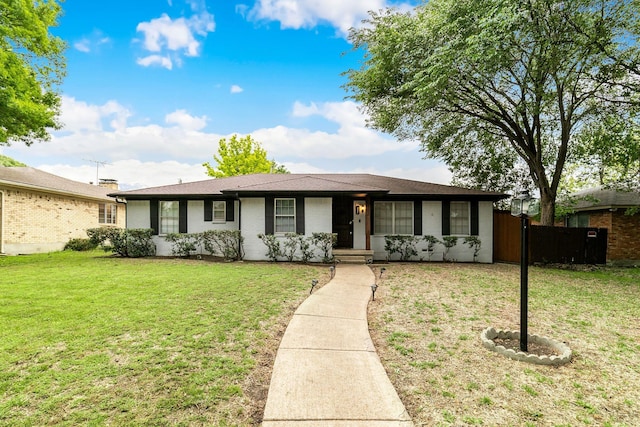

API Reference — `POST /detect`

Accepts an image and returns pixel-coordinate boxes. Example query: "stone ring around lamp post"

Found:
[480,327,572,366]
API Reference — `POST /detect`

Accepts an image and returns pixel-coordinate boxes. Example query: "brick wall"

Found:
[608,210,640,262]
[1,187,125,254]
[581,209,640,262]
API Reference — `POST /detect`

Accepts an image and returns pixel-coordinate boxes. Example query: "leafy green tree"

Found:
[0,154,27,167]
[203,134,289,178]
[0,0,66,146]
[345,0,638,225]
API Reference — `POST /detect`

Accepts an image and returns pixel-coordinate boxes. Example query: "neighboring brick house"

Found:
[0,167,125,255]
[563,187,640,264]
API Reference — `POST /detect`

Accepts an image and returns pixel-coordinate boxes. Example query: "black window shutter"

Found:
[226,200,235,222]
[204,200,212,222]
[370,200,376,235]
[442,200,450,235]
[296,197,305,234]
[265,196,274,235]
[413,200,422,235]
[179,200,188,233]
[150,200,159,235]
[470,200,479,236]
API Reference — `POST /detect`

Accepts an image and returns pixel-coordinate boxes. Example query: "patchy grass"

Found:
[368,263,640,426]
[0,251,328,426]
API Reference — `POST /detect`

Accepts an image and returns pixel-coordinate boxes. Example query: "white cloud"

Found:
[254,100,417,159]
[74,39,91,53]
[247,0,416,37]
[60,96,131,133]
[135,7,215,68]
[4,97,445,189]
[165,109,208,131]
[137,54,174,69]
[38,160,209,190]
[230,85,244,93]
[73,30,111,53]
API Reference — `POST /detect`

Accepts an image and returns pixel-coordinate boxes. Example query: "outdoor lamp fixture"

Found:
[310,279,318,294]
[379,267,386,279]
[329,265,335,279]
[510,191,540,352]
[370,284,378,300]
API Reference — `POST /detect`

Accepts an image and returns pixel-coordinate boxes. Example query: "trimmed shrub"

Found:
[384,235,419,261]
[86,228,156,258]
[311,232,337,263]
[257,234,282,262]
[165,233,198,257]
[442,236,459,262]
[463,236,482,262]
[422,235,441,261]
[64,238,97,252]
[201,230,243,261]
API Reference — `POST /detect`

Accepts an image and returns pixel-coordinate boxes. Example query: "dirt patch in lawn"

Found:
[367,262,640,426]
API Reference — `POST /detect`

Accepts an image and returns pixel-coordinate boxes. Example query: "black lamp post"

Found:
[510,191,539,352]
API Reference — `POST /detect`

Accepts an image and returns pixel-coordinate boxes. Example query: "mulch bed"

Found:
[492,337,561,357]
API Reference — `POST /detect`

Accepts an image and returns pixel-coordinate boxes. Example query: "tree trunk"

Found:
[539,189,556,226]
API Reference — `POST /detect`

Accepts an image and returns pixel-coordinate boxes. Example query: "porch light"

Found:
[509,190,539,352]
[510,191,540,217]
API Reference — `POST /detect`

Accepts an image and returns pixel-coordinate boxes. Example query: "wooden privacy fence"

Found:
[493,210,608,264]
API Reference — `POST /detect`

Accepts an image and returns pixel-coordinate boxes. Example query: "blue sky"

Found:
[2,0,451,190]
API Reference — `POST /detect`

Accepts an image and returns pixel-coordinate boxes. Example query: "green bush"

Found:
[257,234,282,262]
[384,235,419,261]
[311,232,337,263]
[422,235,441,261]
[442,236,459,262]
[64,238,97,252]
[86,228,156,258]
[201,230,244,261]
[165,233,198,257]
[463,236,482,262]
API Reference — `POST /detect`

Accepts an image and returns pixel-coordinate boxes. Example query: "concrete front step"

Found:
[336,255,367,264]
[333,249,374,264]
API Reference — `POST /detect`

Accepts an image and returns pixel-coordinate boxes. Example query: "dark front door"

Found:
[332,196,353,249]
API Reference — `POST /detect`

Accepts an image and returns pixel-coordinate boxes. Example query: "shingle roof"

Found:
[570,187,640,210]
[0,166,115,202]
[110,173,507,200]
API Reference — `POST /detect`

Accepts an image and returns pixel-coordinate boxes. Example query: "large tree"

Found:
[345,0,638,225]
[0,0,66,146]
[203,134,289,178]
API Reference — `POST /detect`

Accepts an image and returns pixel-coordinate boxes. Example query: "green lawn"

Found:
[0,251,326,426]
[368,263,640,426]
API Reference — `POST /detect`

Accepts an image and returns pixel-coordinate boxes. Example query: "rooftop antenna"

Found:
[84,159,110,185]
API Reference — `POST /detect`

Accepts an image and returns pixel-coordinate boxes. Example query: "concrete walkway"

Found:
[262,264,414,426]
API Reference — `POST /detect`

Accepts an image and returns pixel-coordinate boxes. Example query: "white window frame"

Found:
[275,198,296,234]
[374,201,414,235]
[159,201,180,235]
[213,200,226,222]
[450,201,470,235]
[98,203,117,225]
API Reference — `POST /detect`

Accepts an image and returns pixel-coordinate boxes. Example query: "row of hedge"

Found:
[67,229,481,263]
[384,235,482,262]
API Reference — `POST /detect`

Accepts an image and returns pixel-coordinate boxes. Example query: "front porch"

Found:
[333,249,374,264]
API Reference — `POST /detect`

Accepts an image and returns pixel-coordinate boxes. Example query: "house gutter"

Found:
[236,195,242,259]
